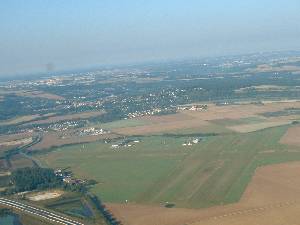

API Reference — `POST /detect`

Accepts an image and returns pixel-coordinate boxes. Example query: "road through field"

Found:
[0,198,84,225]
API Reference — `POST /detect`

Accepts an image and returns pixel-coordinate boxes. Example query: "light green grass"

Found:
[37,136,188,203]
[36,125,300,208]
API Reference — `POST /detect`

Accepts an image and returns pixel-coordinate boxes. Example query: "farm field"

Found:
[0,89,65,100]
[280,125,300,147]
[0,114,41,126]
[3,93,300,225]
[98,119,152,130]
[107,161,300,225]
[27,110,104,125]
[35,124,300,210]
[36,136,188,203]
[2,46,300,225]
[29,131,119,151]
[107,101,300,136]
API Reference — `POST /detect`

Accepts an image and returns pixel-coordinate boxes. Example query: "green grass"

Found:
[37,136,188,203]
[36,125,300,208]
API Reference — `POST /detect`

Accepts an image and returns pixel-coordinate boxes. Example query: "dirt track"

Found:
[107,162,300,225]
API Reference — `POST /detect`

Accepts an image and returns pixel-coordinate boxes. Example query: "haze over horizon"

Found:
[1,0,300,76]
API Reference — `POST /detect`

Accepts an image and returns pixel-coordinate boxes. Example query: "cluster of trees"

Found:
[88,194,121,225]
[2,167,98,196]
[11,167,62,192]
[62,183,87,194]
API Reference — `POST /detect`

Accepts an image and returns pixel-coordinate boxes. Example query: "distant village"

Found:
[177,104,208,111]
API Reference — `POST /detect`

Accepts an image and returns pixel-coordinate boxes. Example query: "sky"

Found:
[1,0,300,76]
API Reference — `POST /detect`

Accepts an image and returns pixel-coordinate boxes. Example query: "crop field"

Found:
[0,114,41,126]
[35,124,300,209]
[29,131,119,151]
[227,121,292,133]
[10,154,35,169]
[280,125,300,147]
[107,161,300,225]
[102,101,300,136]
[27,110,104,125]
[99,118,152,130]
[0,90,65,100]
[30,101,300,225]
[36,136,187,202]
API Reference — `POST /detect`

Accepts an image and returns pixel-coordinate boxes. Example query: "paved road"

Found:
[0,197,84,225]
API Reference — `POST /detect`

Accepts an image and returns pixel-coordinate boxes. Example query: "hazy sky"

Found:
[1,0,300,76]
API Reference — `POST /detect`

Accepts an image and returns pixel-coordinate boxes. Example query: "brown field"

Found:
[21,90,65,100]
[10,154,35,169]
[0,134,32,153]
[0,145,17,155]
[0,137,33,147]
[0,133,32,143]
[27,111,104,125]
[0,114,41,126]
[113,101,300,135]
[138,113,195,123]
[0,90,65,100]
[280,125,300,147]
[114,115,211,135]
[29,131,119,150]
[182,101,300,121]
[107,161,300,225]
[247,64,300,73]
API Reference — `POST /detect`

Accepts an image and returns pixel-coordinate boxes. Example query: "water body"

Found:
[0,215,22,225]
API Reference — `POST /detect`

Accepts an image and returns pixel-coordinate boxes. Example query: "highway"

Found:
[0,197,84,225]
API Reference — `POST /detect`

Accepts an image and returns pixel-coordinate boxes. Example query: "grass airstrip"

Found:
[35,123,300,208]
[33,101,300,209]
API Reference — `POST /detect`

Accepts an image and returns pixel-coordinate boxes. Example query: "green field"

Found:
[35,125,300,208]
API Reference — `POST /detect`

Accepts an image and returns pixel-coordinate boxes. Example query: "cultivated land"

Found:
[2,52,300,225]
[106,162,300,225]
[0,90,65,100]
[36,124,300,208]
[111,101,300,136]
[29,131,119,151]
[0,115,41,126]
[27,111,104,125]
[280,125,300,147]
[33,100,300,225]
